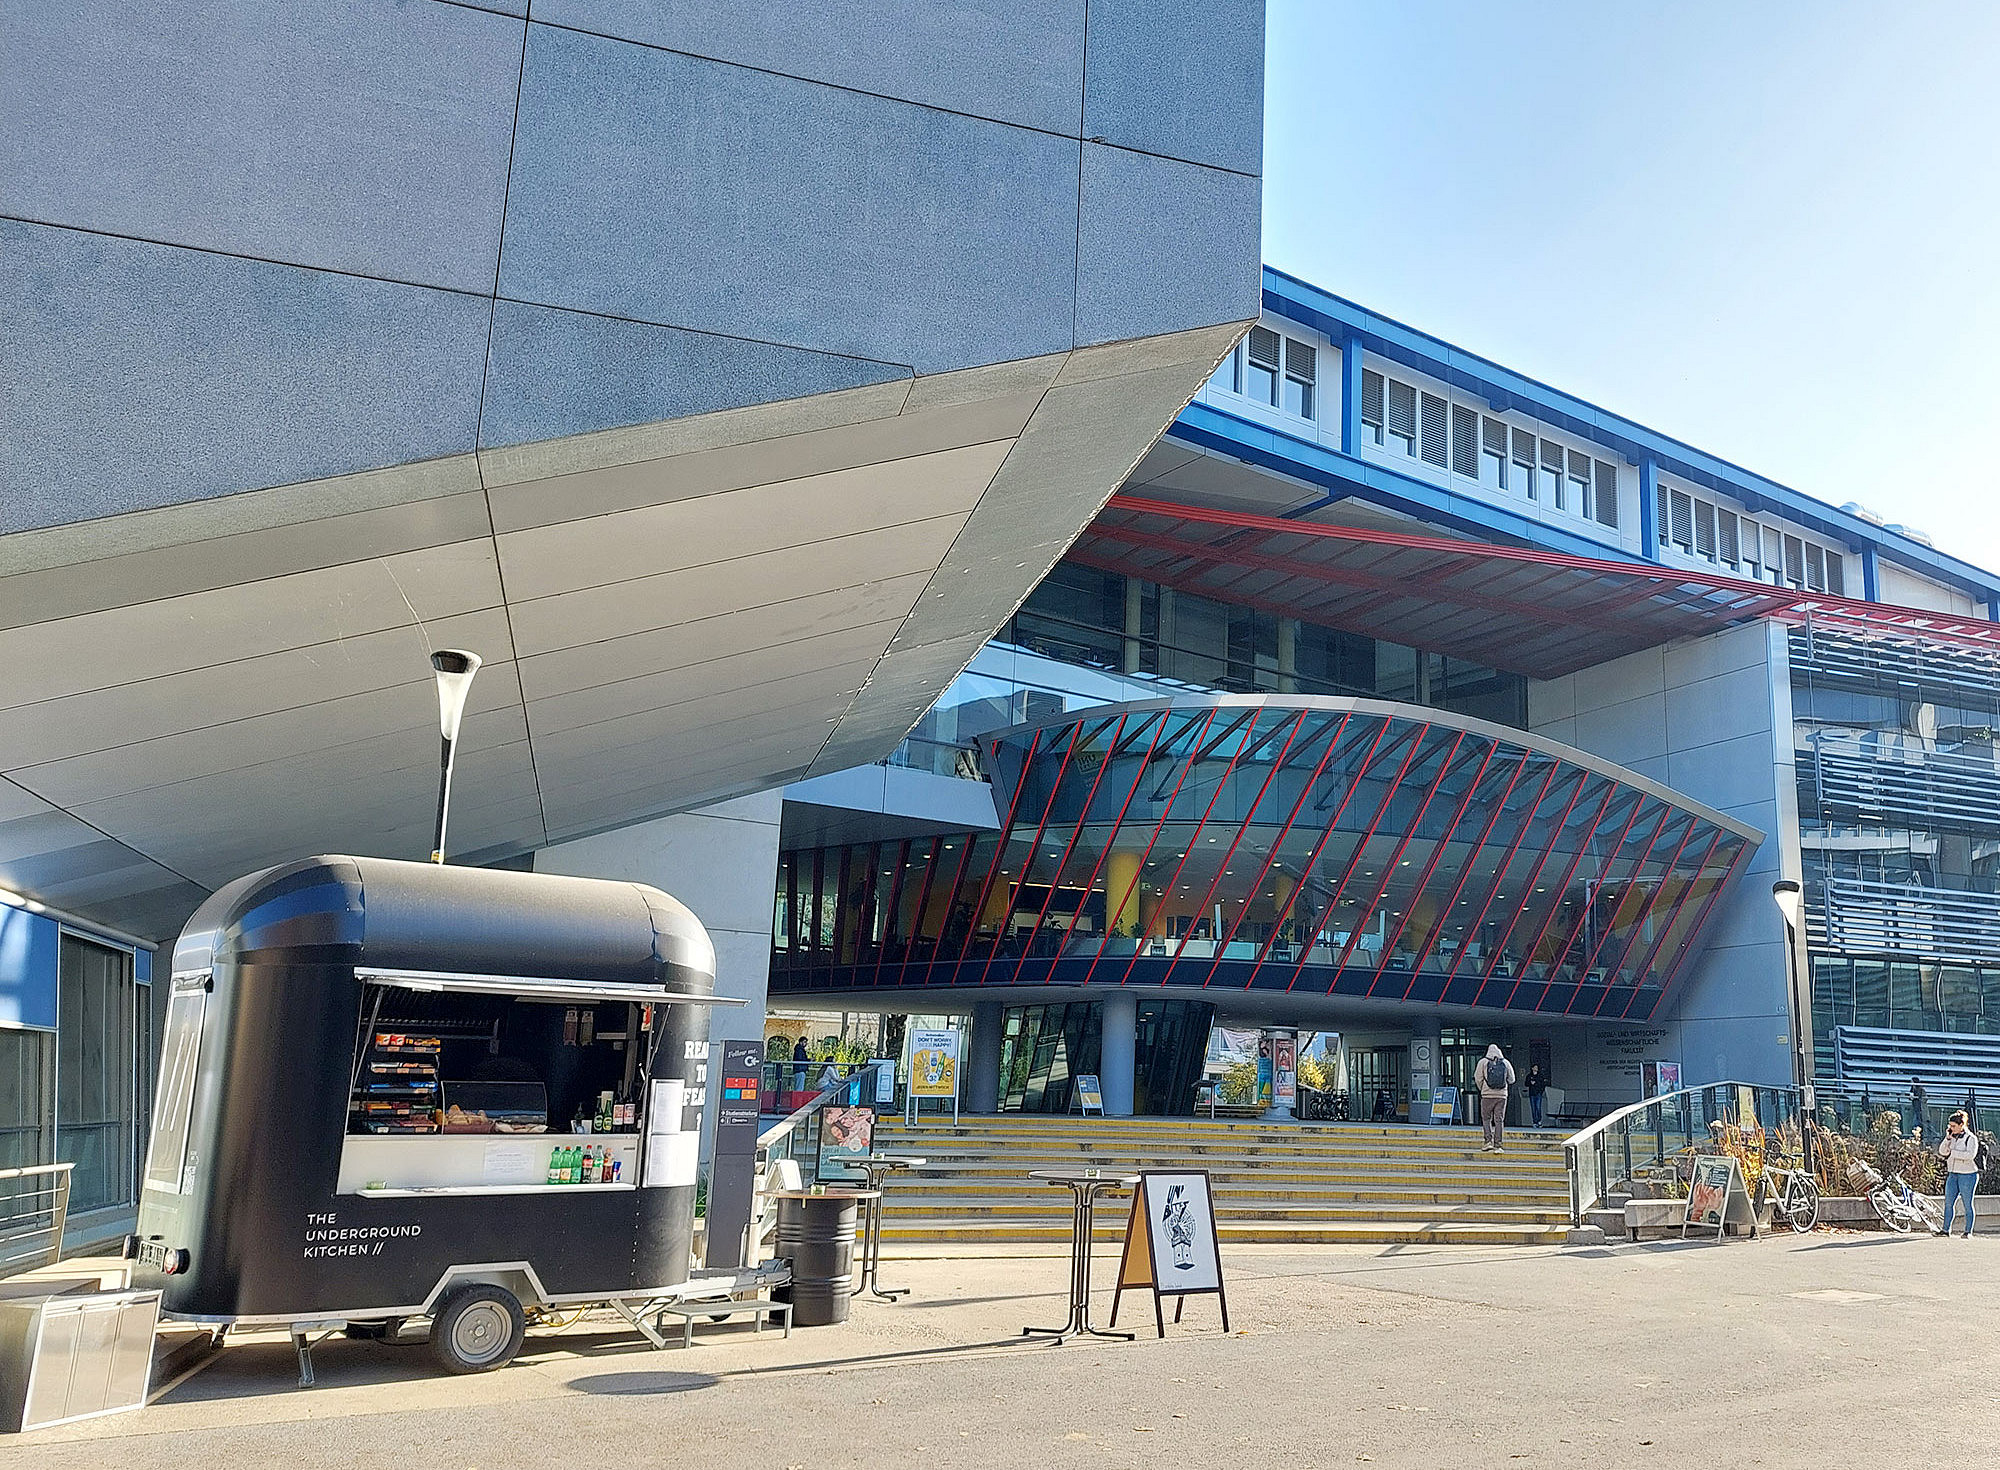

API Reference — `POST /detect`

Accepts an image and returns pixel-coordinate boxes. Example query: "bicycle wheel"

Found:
[1912,1192,1945,1235]
[1871,1188,1914,1233]
[1783,1176,1820,1233]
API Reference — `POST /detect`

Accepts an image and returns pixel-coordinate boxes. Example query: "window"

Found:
[56,935,139,1215]
[0,1028,52,1173]
[1211,342,1241,395]
[1717,508,1740,567]
[1360,369,1384,444]
[1386,379,1417,451]
[1740,518,1761,576]
[1247,326,1281,407]
[1419,392,1449,467]
[1805,543,1826,593]
[1511,428,1538,497]
[143,983,206,1193]
[1451,404,1479,477]
[1783,534,1806,588]
[1592,460,1619,528]
[1764,526,1784,582]
[1540,440,1565,506]
[1567,449,1592,517]
[1669,489,1694,550]
[1283,339,1316,420]
[1825,554,1844,596]
[1481,417,1509,489]
[1694,498,1717,561]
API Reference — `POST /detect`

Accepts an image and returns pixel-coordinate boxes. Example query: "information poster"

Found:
[1683,1154,1759,1240]
[1075,1074,1103,1114]
[909,1029,960,1097]
[1430,1086,1459,1121]
[818,1105,875,1176]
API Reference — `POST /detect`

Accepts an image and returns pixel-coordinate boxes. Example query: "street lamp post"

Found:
[428,649,482,864]
[1771,879,1815,1169]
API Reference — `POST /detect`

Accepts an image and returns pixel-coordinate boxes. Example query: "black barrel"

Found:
[775,1194,860,1325]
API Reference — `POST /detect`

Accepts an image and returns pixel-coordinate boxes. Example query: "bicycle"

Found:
[1761,1155,1820,1233]
[1846,1158,1944,1235]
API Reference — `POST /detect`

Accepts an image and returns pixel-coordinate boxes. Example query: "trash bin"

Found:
[774,1192,861,1326]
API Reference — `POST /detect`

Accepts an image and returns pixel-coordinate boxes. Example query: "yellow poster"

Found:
[909,1028,959,1097]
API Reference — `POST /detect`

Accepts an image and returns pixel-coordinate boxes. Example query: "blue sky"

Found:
[1263,0,2000,581]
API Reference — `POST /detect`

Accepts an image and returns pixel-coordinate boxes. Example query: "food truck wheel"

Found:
[429,1285,526,1374]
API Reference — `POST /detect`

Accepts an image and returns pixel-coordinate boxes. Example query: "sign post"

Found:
[1682,1154,1759,1241]
[704,1038,764,1268]
[905,1027,961,1125]
[1109,1170,1229,1337]
[1073,1074,1104,1114]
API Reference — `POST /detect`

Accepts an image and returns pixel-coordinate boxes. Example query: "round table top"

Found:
[1029,1168,1139,1187]
[856,1154,927,1169]
[767,1188,881,1202]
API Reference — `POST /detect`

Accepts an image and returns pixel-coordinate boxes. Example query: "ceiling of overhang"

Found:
[1069,494,2000,680]
[0,325,1238,940]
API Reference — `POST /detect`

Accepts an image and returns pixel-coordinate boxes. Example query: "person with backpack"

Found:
[1525,1064,1548,1127]
[1475,1044,1516,1152]
[1936,1110,1983,1237]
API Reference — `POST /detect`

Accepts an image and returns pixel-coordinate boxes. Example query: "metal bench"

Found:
[649,1296,792,1349]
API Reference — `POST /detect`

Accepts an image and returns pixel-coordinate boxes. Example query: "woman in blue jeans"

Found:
[1936,1111,1981,1238]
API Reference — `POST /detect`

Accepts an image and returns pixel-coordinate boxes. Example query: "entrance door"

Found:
[1352,1047,1406,1120]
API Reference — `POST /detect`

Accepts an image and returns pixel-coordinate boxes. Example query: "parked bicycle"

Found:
[1846,1157,1944,1234]
[1761,1154,1820,1233]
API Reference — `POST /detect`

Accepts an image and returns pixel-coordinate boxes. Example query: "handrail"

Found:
[748,1061,894,1263]
[756,1060,892,1152]
[1563,1081,1801,1227]
[1,1162,74,1279]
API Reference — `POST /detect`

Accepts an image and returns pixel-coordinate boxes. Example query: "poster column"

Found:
[1259,1028,1296,1121]
[1408,1019,1440,1125]
[703,1039,764,1269]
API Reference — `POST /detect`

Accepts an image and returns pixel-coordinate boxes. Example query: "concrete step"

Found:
[883,1201,1571,1225]
[897,1182,1568,1205]
[879,1218,1572,1247]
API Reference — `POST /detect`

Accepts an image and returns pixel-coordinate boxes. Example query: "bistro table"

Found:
[838,1154,927,1300]
[1022,1168,1139,1344]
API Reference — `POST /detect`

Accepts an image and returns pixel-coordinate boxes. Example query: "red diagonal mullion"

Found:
[1475,767,1592,988]
[1080,708,1226,986]
[1595,812,1708,993]
[1572,799,1677,993]
[1168,711,1311,973]
[1335,732,1473,978]
[952,727,1045,967]
[1503,779,1621,1009]
[1408,751,1545,985]
[870,838,910,988]
[1429,756,1562,986]
[1284,722,1435,991]
[1201,713,1354,988]
[1003,712,1132,986]
[1654,836,1754,998]
[1259,719,1405,990]
[1533,785,1654,996]
[1634,827,1735,994]
[1396,746,1528,997]
[897,835,946,988]
[975,719,1090,983]
[1375,739,1497,994]
[1051,710,1180,990]
[1112,713,1265,986]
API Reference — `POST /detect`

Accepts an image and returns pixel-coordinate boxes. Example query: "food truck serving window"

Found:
[143,977,208,1193]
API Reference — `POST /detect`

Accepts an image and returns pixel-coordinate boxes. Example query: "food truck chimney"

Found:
[429,649,482,863]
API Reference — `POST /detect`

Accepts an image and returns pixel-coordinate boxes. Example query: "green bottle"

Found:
[563,1146,578,1184]
[546,1147,561,1186]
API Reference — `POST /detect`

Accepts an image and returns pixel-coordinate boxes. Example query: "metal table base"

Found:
[1022,1171,1137,1344]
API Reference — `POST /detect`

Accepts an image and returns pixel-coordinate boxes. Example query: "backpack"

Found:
[1484,1058,1509,1091]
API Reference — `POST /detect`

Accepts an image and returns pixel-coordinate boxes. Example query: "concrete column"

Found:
[1407,1014,1441,1126]
[1341,330,1364,457]
[1101,992,1138,1117]
[1123,576,1144,674]
[967,1001,1004,1115]
[1276,617,1298,694]
[1106,850,1142,939]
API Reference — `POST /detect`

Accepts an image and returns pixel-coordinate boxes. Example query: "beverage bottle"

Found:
[546,1147,561,1186]
[581,1145,594,1183]
[563,1146,577,1184]
[611,1159,622,1183]
[599,1150,612,1183]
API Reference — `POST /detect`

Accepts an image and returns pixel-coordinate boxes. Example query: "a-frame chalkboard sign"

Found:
[1109,1169,1229,1338]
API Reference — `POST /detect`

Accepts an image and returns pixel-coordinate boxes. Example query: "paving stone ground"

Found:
[13,1233,1995,1468]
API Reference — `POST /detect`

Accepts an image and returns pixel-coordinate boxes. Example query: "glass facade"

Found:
[773,697,1756,1019]
[995,1000,1212,1115]
[1793,625,2000,1070]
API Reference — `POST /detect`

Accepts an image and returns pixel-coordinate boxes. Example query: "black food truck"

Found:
[127,855,738,1375]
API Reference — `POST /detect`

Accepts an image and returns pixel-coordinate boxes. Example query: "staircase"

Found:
[866,1115,1573,1248]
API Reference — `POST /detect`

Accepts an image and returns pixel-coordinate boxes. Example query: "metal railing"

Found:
[748,1061,895,1260]
[1564,1082,1801,1227]
[1,1162,74,1278]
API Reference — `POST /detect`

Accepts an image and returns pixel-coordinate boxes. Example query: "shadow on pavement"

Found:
[567,1370,717,1396]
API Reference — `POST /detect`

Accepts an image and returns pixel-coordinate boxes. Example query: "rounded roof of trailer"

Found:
[169,855,715,988]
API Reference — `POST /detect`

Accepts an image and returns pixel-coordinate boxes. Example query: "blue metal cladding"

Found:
[768,696,1762,1019]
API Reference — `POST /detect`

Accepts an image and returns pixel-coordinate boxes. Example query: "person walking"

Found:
[1475,1044,1516,1152]
[791,1036,809,1093]
[1525,1063,1548,1128]
[1909,1076,1929,1135]
[1937,1110,1981,1238]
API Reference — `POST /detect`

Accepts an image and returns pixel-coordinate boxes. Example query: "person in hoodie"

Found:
[1936,1110,1981,1238]
[1474,1043,1517,1152]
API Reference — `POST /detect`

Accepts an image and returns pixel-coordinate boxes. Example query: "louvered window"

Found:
[1783,534,1806,587]
[1283,338,1316,419]
[1511,428,1538,497]
[1717,509,1740,566]
[1247,326,1281,406]
[1541,440,1566,508]
[1361,369,1385,441]
[1567,449,1592,516]
[1694,498,1717,560]
[1419,392,1449,466]
[1669,489,1694,550]
[1740,519,1761,574]
[1450,404,1479,477]
[1481,416,1509,488]
[1764,526,1785,582]
[1805,543,1826,592]
[1386,379,1417,448]
[1825,553,1844,596]
[1592,460,1618,528]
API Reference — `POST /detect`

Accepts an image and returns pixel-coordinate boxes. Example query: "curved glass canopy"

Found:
[770,696,1761,1019]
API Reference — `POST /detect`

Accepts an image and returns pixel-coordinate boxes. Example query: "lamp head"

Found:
[1770,879,1803,930]
[430,649,482,742]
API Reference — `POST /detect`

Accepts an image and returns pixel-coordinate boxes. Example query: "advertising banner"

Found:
[908,1029,960,1097]
[1075,1074,1103,1114]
